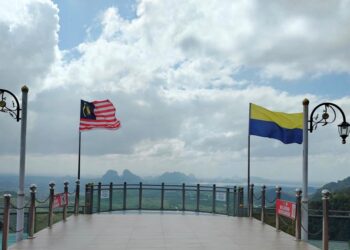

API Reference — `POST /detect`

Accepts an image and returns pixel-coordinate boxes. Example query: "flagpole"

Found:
[247,103,251,213]
[75,99,120,215]
[78,131,81,180]
[75,131,82,215]
[302,99,309,241]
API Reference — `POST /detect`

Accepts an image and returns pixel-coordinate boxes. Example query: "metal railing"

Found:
[249,185,336,250]
[0,181,340,250]
[84,182,247,217]
[1,181,81,250]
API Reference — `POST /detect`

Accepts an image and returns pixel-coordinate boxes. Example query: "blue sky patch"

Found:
[53,0,136,49]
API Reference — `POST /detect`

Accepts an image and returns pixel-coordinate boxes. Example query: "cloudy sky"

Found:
[1,0,350,185]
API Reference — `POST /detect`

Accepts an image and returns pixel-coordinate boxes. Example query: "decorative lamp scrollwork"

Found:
[0,89,21,122]
[309,102,350,144]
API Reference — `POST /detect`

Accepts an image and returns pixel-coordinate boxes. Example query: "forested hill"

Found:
[310,176,350,211]
[311,176,350,200]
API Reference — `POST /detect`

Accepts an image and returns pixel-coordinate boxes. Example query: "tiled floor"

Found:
[9,211,319,250]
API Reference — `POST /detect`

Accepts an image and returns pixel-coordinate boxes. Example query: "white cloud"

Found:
[0,0,59,93]
[41,0,350,96]
[1,0,350,184]
[134,138,185,157]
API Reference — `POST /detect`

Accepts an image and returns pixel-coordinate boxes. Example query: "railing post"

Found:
[295,189,302,241]
[238,187,244,217]
[196,184,200,212]
[261,185,266,223]
[233,186,237,216]
[63,181,69,221]
[249,184,254,218]
[48,182,55,227]
[139,182,143,210]
[212,184,216,213]
[182,183,186,211]
[226,188,230,215]
[242,187,245,216]
[28,184,36,238]
[84,183,94,214]
[2,194,11,250]
[85,184,90,214]
[90,183,94,214]
[74,179,80,215]
[97,182,102,213]
[123,182,127,210]
[161,182,164,210]
[237,187,241,216]
[322,190,330,250]
[109,182,113,211]
[275,186,282,231]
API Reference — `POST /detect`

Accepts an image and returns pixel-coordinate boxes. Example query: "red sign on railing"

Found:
[276,199,296,220]
[53,193,68,208]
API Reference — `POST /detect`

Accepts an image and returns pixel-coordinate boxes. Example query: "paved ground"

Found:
[9,211,319,250]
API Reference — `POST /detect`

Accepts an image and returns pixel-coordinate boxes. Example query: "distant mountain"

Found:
[311,176,350,200]
[121,169,142,183]
[100,169,142,183]
[102,170,121,183]
[99,169,198,184]
[154,171,197,184]
[308,176,350,213]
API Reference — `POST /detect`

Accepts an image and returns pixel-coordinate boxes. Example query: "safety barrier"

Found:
[1,180,79,250]
[249,184,333,250]
[84,182,247,216]
[0,182,335,250]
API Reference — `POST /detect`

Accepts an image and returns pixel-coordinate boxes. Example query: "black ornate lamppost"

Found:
[301,99,349,241]
[309,102,350,144]
[0,86,29,242]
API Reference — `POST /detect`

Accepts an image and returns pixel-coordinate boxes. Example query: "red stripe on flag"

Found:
[94,109,115,114]
[94,104,115,109]
[80,120,117,124]
[92,100,111,105]
[79,122,120,130]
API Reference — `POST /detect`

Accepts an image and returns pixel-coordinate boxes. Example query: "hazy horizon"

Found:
[0,169,327,187]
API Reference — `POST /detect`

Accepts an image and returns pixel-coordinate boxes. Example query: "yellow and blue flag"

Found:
[249,103,303,144]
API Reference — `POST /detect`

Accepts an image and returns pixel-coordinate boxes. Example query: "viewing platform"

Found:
[1,182,346,250]
[9,211,319,250]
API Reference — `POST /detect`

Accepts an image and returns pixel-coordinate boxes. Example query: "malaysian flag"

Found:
[79,99,121,131]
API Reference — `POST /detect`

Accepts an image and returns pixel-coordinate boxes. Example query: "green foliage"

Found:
[311,177,350,201]
[309,187,350,241]
[329,191,350,210]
